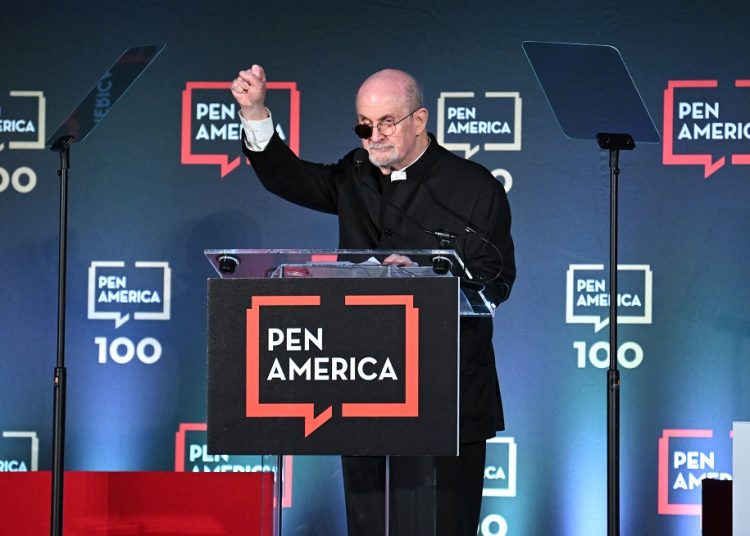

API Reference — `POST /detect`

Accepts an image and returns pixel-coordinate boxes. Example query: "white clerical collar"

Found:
[390,169,408,182]
[390,139,430,182]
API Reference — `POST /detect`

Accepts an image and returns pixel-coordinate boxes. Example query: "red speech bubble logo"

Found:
[246,296,330,437]
[246,294,419,437]
[174,422,293,508]
[657,428,712,516]
[181,81,300,178]
[663,79,750,178]
[731,79,750,166]
[341,295,419,418]
[663,80,724,178]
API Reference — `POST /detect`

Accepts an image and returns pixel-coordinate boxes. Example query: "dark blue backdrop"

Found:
[2,1,749,534]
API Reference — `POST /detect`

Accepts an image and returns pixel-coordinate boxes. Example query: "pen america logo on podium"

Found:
[207,277,458,455]
[246,294,418,437]
[180,80,300,178]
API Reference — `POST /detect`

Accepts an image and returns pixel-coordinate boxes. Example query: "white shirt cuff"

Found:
[239,108,274,151]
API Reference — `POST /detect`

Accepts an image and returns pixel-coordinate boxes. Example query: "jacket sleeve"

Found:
[464,179,516,306]
[243,131,341,215]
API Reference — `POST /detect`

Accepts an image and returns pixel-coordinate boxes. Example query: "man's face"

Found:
[356,81,423,171]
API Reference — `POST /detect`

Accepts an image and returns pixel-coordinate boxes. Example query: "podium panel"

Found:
[207,276,459,456]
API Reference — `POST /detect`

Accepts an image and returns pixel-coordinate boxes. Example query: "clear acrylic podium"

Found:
[205,248,496,316]
[205,248,494,536]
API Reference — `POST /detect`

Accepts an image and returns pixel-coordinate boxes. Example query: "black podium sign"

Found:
[207,277,459,456]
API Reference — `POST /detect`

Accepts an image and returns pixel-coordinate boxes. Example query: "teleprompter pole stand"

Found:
[42,45,164,536]
[50,134,74,536]
[596,132,635,536]
[523,39,659,536]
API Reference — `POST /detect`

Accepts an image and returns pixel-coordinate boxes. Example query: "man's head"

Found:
[355,69,429,172]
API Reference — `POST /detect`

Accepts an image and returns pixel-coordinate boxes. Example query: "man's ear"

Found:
[414,107,429,134]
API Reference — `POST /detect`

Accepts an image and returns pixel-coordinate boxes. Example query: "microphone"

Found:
[353,149,511,300]
[431,230,454,275]
[353,149,482,287]
[353,148,368,167]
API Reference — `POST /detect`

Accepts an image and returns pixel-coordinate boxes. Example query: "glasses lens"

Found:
[379,121,396,137]
[354,124,373,139]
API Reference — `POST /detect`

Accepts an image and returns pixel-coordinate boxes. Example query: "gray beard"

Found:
[367,143,399,168]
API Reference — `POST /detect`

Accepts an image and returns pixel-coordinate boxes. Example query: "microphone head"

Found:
[354,148,369,166]
[432,255,453,275]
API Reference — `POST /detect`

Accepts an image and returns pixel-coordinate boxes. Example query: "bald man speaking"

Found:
[232,65,516,536]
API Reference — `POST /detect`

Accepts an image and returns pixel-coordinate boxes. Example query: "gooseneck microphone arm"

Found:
[352,149,505,294]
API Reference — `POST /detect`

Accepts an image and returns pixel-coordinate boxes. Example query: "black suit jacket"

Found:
[245,133,516,442]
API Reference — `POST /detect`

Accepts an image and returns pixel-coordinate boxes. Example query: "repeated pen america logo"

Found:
[174,423,294,507]
[0,431,39,472]
[181,80,300,177]
[657,428,732,516]
[663,79,750,178]
[0,89,46,195]
[0,89,46,153]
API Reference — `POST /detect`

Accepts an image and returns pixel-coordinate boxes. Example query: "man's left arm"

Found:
[465,180,516,306]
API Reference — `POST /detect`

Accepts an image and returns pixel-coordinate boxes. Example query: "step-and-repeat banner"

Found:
[2,2,748,535]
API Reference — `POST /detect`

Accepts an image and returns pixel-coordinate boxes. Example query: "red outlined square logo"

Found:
[207,277,457,456]
[174,422,293,508]
[180,81,300,177]
[663,79,750,178]
[657,429,732,516]
[246,294,419,437]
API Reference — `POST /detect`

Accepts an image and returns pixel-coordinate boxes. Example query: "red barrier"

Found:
[0,471,274,535]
